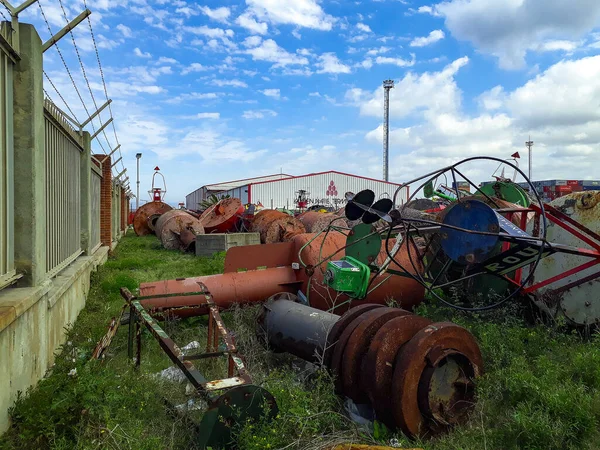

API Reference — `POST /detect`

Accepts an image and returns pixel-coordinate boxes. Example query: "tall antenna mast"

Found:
[382,79,394,181]
[525,136,534,180]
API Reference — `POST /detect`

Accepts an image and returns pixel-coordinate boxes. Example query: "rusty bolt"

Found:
[465,254,475,263]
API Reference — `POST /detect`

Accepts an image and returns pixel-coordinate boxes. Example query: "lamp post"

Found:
[136,153,142,210]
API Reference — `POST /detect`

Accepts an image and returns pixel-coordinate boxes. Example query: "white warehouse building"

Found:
[186,171,408,210]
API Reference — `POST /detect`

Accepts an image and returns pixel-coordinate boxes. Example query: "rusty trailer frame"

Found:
[120,286,277,449]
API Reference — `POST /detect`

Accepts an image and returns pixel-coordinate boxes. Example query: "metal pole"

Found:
[383,79,394,181]
[526,137,534,181]
[136,153,142,210]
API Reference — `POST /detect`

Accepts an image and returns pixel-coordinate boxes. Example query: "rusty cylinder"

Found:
[259,298,339,362]
[139,267,298,317]
[200,198,245,233]
[251,209,306,244]
[292,232,425,313]
[155,210,205,250]
[133,201,173,236]
[298,211,347,233]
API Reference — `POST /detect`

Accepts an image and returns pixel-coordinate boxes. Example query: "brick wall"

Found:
[94,154,112,246]
[120,187,126,231]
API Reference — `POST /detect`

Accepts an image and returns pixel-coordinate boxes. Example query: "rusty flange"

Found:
[391,322,483,438]
[361,314,432,428]
[133,201,173,236]
[324,303,384,368]
[341,307,412,403]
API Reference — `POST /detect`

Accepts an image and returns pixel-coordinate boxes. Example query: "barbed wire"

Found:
[43,71,81,123]
[37,0,108,156]
[57,0,118,163]
[0,5,10,22]
[82,0,121,152]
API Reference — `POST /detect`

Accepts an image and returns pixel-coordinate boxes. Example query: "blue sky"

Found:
[19,0,600,204]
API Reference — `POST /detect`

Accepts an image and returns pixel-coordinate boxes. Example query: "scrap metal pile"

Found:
[110,156,600,447]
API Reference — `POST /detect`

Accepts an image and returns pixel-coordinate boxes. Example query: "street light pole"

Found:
[136,153,142,210]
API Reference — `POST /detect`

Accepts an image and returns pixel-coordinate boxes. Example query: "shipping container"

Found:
[583,180,600,187]
[571,185,583,192]
[554,180,567,186]
[220,171,409,210]
[555,185,572,193]
[583,186,600,191]
[567,180,579,186]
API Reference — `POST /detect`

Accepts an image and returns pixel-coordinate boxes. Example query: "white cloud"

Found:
[245,38,309,67]
[375,54,416,67]
[243,35,264,47]
[196,112,221,119]
[261,88,281,99]
[210,79,248,88]
[245,0,336,30]
[242,109,278,119]
[436,0,600,69]
[116,24,132,38]
[165,92,220,104]
[366,46,391,56]
[507,55,600,128]
[157,57,178,65]
[316,53,351,74]
[134,48,152,58]
[309,91,321,97]
[176,6,199,18]
[410,29,445,47]
[357,23,372,33]
[181,63,209,75]
[478,85,505,111]
[346,56,469,118]
[292,29,302,39]
[535,40,582,53]
[236,12,269,34]
[184,26,235,39]
[200,6,231,23]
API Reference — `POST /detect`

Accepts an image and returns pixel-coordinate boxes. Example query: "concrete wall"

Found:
[0,23,130,435]
[0,246,109,433]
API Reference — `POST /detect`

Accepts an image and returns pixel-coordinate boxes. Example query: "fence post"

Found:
[13,23,46,286]
[80,131,92,254]
[94,154,112,247]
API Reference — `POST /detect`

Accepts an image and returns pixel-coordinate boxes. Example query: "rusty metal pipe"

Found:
[139,267,299,317]
[258,298,339,362]
[258,299,483,438]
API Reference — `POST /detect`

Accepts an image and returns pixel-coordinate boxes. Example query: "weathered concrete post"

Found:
[80,131,92,254]
[13,23,46,286]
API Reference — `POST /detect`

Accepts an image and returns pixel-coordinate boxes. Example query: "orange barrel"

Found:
[133,202,172,236]
[292,233,425,314]
[251,209,306,243]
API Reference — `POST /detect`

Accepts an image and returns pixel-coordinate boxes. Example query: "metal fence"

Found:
[90,165,102,252]
[0,38,14,290]
[45,100,83,277]
[112,183,121,242]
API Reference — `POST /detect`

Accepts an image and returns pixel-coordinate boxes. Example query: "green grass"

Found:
[1,232,600,449]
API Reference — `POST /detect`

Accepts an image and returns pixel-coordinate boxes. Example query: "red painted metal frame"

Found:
[494,203,600,294]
